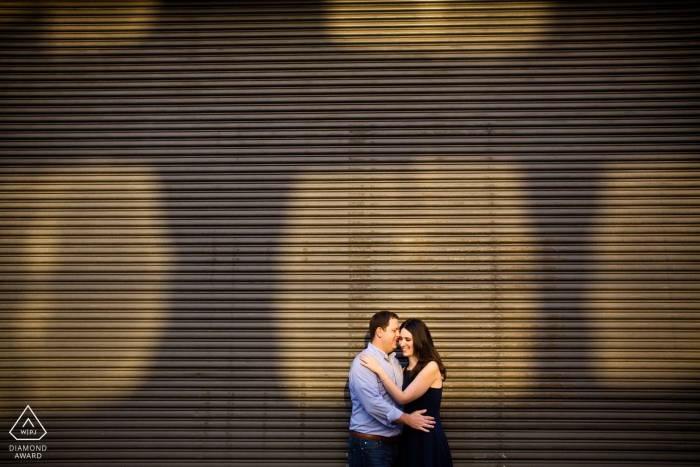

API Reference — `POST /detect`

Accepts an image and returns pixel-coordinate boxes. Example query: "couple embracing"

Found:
[348,311,453,467]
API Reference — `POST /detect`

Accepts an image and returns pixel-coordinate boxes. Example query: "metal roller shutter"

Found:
[1,1,699,466]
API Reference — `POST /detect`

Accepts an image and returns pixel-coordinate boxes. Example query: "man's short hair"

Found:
[369,310,400,339]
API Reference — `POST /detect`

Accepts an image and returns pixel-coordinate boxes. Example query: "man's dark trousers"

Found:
[347,435,398,467]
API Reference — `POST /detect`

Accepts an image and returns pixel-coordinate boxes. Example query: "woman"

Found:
[360,318,453,467]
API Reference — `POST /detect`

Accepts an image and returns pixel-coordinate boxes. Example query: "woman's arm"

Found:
[360,355,441,404]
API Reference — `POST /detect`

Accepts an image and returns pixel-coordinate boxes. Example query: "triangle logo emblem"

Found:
[10,406,47,441]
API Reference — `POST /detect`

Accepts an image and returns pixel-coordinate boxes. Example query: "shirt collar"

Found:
[368,342,396,361]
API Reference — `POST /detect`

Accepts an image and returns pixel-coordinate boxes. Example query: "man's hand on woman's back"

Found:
[396,409,435,432]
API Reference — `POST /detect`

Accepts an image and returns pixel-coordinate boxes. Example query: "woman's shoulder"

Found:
[422,361,443,387]
[425,360,441,374]
[408,361,440,375]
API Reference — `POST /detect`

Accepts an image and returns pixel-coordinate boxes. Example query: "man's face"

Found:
[376,318,401,354]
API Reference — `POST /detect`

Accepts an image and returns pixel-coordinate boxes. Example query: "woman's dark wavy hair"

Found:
[401,318,446,381]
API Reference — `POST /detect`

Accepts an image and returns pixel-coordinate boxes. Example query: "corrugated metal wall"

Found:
[1,1,699,466]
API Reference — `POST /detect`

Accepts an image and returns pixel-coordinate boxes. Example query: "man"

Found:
[347,311,435,467]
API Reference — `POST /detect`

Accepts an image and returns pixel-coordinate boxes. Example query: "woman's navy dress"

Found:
[398,367,453,467]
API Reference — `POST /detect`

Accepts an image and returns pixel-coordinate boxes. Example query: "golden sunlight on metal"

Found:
[270,166,543,394]
[322,1,555,54]
[0,1,163,53]
[573,225,700,388]
[7,166,174,404]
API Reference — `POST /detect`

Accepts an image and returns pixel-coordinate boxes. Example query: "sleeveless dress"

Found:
[398,367,453,467]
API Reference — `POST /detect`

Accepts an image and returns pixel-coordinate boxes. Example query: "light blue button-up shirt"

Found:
[348,343,404,436]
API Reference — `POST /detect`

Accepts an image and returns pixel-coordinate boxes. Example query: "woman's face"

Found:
[399,328,414,357]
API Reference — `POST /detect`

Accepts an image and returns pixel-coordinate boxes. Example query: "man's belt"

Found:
[349,430,399,443]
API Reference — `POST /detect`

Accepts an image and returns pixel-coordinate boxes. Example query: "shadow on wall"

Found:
[2,1,699,465]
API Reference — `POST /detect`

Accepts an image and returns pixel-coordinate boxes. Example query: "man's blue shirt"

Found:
[348,343,404,436]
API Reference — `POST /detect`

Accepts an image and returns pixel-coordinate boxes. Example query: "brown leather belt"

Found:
[350,430,399,443]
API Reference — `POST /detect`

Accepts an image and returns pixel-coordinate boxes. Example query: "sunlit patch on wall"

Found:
[0,1,163,53]
[3,164,175,405]
[265,163,545,398]
[322,1,555,55]
[565,219,700,388]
